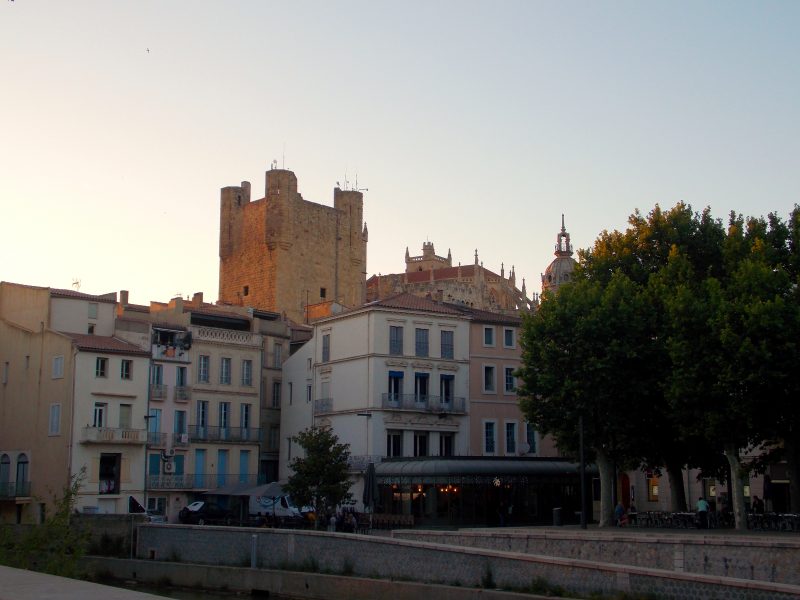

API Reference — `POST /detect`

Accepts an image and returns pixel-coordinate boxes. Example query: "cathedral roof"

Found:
[367,293,464,315]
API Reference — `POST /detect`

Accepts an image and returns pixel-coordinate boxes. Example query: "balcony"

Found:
[381,393,466,414]
[189,425,262,443]
[81,427,147,444]
[146,472,265,491]
[172,431,191,448]
[150,384,167,401]
[313,397,333,415]
[147,431,168,447]
[193,326,259,347]
[174,386,191,403]
[0,481,31,498]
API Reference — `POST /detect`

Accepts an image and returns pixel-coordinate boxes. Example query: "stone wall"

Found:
[135,525,800,599]
[393,528,800,586]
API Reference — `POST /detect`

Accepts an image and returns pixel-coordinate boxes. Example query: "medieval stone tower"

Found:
[219,167,368,322]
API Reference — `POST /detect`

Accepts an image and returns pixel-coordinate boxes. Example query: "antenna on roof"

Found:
[72,278,81,292]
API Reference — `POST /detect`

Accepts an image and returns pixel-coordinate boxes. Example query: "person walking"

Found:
[696,496,710,529]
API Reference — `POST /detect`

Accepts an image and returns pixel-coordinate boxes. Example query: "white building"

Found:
[280,294,471,508]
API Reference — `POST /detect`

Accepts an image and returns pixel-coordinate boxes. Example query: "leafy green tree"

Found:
[0,468,89,576]
[283,425,352,526]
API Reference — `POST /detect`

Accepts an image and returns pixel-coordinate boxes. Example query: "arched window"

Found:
[16,453,29,485]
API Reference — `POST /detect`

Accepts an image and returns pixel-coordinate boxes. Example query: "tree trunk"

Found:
[666,462,687,512]
[596,448,615,528]
[785,437,800,513]
[724,443,747,531]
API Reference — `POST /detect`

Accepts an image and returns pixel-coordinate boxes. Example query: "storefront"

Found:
[375,457,594,527]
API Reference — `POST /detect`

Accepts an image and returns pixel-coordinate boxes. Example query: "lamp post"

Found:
[579,415,587,529]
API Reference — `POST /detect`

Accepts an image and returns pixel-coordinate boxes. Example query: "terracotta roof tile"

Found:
[444,303,523,325]
[369,293,465,316]
[66,333,150,356]
[50,288,117,303]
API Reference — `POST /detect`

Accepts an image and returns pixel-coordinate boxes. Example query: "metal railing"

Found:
[348,455,383,471]
[381,393,466,414]
[0,481,31,498]
[147,431,168,446]
[150,384,167,401]
[81,427,147,444]
[172,432,191,447]
[189,425,263,443]
[174,386,191,402]
[146,472,265,490]
[314,397,333,414]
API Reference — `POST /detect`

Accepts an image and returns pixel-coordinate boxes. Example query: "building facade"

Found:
[218,167,368,323]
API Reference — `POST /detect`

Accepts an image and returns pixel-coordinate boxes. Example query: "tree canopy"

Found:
[283,425,353,523]
[518,203,800,528]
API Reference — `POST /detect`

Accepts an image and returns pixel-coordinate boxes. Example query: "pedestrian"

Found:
[614,501,628,527]
[696,496,710,529]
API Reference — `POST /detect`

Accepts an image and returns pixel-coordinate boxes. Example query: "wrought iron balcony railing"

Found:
[150,384,167,401]
[381,393,466,414]
[313,397,333,414]
[188,425,263,443]
[146,472,265,490]
[0,481,31,498]
[174,386,191,402]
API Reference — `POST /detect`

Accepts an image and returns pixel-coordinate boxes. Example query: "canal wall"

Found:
[134,524,800,599]
[392,528,800,586]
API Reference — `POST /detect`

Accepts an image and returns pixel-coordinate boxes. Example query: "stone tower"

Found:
[219,167,368,322]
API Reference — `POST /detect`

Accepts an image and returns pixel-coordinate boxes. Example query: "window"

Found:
[121,360,132,380]
[95,357,108,378]
[413,432,428,457]
[219,402,230,431]
[414,373,429,403]
[198,355,210,383]
[92,403,107,428]
[151,364,163,385]
[52,356,64,379]
[15,454,29,489]
[483,365,496,393]
[415,328,429,357]
[504,367,516,392]
[243,285,249,296]
[288,382,293,405]
[320,287,326,299]
[88,302,98,319]
[48,404,61,435]
[176,366,187,387]
[503,328,515,348]
[197,400,209,428]
[525,422,537,454]
[147,408,161,441]
[272,381,281,408]
[389,326,404,355]
[99,453,121,494]
[242,359,253,386]
[239,450,250,483]
[306,384,312,403]
[484,421,496,454]
[174,410,187,434]
[87,324,95,335]
[388,371,403,402]
[322,334,330,363]
[119,404,132,429]
[273,343,282,368]
[439,433,454,457]
[483,326,495,347]
[220,357,231,384]
[648,475,660,502]
[268,426,280,451]
[440,330,454,359]
[240,403,251,430]
[386,430,403,457]
[505,422,517,454]
[440,374,454,405]
[1,362,7,385]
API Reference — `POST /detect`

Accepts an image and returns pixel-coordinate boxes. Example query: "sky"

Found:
[2,1,798,306]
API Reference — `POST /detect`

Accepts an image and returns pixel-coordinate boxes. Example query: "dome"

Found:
[541,215,577,295]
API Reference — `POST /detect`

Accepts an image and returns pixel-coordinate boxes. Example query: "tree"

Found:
[283,426,353,526]
[0,468,89,577]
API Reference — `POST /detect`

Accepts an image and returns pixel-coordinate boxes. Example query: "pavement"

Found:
[0,565,164,600]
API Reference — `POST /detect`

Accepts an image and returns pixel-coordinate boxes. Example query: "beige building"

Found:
[218,167,368,323]
[367,242,536,314]
[0,283,149,522]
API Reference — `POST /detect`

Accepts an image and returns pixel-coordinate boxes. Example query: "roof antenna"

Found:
[72,278,81,291]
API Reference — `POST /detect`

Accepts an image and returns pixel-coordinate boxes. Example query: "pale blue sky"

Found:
[2,1,798,305]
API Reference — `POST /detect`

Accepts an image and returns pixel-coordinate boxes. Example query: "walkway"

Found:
[0,565,163,600]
